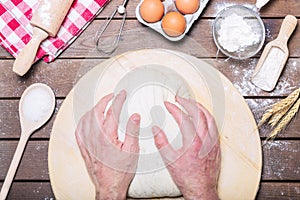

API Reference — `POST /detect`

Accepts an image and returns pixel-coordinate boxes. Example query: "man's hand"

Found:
[152,96,221,200]
[75,90,140,200]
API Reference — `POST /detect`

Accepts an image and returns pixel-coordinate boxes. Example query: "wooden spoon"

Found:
[251,15,297,91]
[0,83,55,200]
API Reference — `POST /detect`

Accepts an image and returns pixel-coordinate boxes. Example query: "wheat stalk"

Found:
[271,88,300,111]
[258,88,300,126]
[267,98,300,140]
[268,105,291,127]
[258,109,273,126]
[268,96,297,128]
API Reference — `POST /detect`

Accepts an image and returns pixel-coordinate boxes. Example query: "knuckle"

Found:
[182,113,190,122]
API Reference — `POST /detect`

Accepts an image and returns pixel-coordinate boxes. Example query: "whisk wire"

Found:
[95,0,129,54]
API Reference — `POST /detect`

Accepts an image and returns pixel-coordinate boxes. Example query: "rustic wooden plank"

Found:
[0,140,299,181]
[1,99,299,139]
[0,59,100,98]
[1,57,299,98]
[257,182,300,200]
[0,141,49,181]
[214,58,300,97]
[246,99,300,139]
[262,140,300,181]
[1,18,299,59]
[0,100,63,139]
[0,50,11,59]
[59,19,300,58]
[0,181,299,200]
[0,182,55,200]
[204,0,300,18]
[97,0,300,19]
[0,1,298,198]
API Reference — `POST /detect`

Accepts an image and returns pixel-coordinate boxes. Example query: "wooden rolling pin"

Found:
[13,0,74,76]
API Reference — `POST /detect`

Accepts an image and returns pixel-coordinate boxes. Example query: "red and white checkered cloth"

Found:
[0,0,109,62]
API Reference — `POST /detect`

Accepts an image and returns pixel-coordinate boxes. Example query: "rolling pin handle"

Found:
[13,27,48,76]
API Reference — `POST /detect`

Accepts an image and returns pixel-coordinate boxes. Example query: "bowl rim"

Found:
[212,5,266,60]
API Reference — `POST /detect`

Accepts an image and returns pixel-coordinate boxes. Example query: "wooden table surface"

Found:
[0,0,299,199]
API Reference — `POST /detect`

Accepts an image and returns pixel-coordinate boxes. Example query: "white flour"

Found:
[252,47,285,91]
[218,13,260,52]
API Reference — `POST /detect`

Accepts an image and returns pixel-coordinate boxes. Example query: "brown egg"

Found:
[140,0,164,23]
[175,0,200,14]
[162,12,186,37]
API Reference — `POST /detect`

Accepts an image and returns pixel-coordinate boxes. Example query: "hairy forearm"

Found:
[183,188,219,200]
[95,188,127,200]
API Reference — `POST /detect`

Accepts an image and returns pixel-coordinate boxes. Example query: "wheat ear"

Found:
[271,88,300,112]
[268,103,294,127]
[258,109,273,126]
[267,98,300,140]
[258,88,300,126]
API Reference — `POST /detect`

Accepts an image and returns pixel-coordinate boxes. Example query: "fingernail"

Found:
[176,95,185,103]
[152,126,160,135]
[108,93,114,98]
[164,101,172,108]
[119,90,127,97]
[131,113,140,125]
[164,102,173,114]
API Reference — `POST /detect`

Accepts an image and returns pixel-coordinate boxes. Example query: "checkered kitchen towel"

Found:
[0,0,108,62]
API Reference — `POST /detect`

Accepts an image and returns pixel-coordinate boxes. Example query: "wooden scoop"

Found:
[0,83,55,200]
[252,15,297,92]
[12,0,74,76]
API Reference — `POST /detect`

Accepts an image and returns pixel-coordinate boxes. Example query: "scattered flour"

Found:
[292,61,297,67]
[266,28,273,39]
[218,13,261,52]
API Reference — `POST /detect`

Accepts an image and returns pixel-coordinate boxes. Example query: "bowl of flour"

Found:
[212,5,265,59]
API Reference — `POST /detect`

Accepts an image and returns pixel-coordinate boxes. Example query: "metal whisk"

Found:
[95,0,129,54]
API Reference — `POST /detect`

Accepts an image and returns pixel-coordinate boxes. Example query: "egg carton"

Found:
[136,0,210,41]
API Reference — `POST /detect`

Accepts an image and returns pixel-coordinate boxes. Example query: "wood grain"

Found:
[0,18,299,59]
[0,182,299,200]
[0,141,49,181]
[262,140,300,181]
[0,0,299,198]
[58,19,300,58]
[0,100,63,139]
[246,99,300,139]
[0,182,55,200]
[95,0,300,19]
[1,99,299,139]
[0,141,299,181]
[0,58,299,98]
[257,182,300,200]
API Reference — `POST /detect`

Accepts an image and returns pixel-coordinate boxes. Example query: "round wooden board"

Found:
[48,49,262,200]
